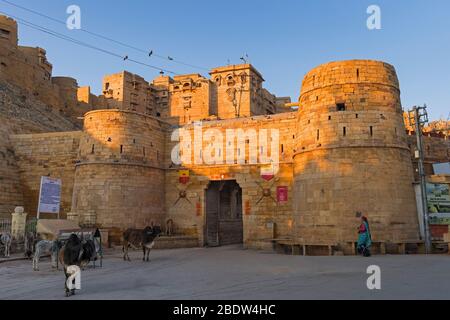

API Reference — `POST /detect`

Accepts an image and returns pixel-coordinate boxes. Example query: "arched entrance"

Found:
[205,180,243,247]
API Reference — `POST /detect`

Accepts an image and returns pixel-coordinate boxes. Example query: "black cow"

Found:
[123,225,162,262]
[81,239,97,266]
[59,234,83,297]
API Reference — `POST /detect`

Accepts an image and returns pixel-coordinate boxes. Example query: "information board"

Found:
[37,176,62,216]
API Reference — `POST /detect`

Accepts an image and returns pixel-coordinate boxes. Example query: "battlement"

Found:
[301,60,400,96]
[210,64,264,81]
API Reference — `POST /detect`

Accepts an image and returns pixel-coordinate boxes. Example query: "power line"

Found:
[0,11,179,75]
[0,0,210,72]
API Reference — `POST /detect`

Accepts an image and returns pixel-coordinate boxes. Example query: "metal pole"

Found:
[36,176,43,221]
[413,106,432,254]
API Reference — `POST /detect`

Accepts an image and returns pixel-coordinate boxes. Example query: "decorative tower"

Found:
[210,64,265,119]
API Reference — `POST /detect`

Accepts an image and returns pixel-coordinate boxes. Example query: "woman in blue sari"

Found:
[357,216,372,257]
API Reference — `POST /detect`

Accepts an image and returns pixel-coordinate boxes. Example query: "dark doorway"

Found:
[205,180,243,247]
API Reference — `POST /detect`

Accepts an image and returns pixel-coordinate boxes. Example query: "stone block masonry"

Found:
[71,110,167,239]
[9,132,82,220]
[293,60,421,250]
[0,119,23,218]
[2,16,450,251]
[2,14,450,251]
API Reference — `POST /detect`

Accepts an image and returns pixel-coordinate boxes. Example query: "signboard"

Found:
[277,186,289,203]
[427,183,450,225]
[37,177,61,217]
[260,164,275,181]
[178,170,190,184]
[433,162,450,175]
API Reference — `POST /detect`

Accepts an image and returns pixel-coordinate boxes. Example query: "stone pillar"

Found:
[11,206,27,240]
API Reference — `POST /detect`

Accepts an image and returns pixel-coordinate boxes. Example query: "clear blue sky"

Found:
[2,0,449,120]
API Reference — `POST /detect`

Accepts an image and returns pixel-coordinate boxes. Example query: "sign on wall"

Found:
[37,176,62,218]
[277,186,289,203]
[427,183,450,225]
[260,164,275,181]
[433,162,450,175]
[178,170,190,184]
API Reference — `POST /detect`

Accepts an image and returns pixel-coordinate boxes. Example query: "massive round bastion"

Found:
[292,60,420,249]
[71,110,166,236]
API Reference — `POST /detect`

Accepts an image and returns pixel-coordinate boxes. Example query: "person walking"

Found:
[357,215,372,257]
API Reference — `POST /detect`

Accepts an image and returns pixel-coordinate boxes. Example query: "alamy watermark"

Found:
[366,265,381,290]
[367,5,381,30]
[66,5,81,30]
[171,122,280,174]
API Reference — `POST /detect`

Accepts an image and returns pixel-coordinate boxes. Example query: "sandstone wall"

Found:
[71,110,167,236]
[9,131,81,220]
[0,15,17,48]
[293,60,420,251]
[210,64,256,119]
[102,71,156,115]
[169,74,213,124]
[164,112,297,248]
[0,120,23,218]
[0,15,101,125]
[151,75,172,119]
[0,80,81,218]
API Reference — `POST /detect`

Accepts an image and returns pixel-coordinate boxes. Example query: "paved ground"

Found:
[1,245,449,300]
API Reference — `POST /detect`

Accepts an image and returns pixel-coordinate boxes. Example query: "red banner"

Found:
[260,164,275,181]
[179,170,190,184]
[277,186,288,203]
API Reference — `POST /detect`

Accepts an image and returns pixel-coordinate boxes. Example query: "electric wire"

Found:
[0,0,210,71]
[0,11,179,75]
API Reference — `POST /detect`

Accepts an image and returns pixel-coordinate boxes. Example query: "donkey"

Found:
[0,233,12,258]
[32,240,61,271]
[123,225,162,262]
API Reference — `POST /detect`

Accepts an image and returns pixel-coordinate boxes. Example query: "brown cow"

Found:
[122,226,162,262]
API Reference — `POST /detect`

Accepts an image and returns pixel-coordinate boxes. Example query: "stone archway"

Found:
[205,180,243,247]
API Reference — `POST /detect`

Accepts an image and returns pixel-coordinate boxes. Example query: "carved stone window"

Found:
[182,95,192,109]
[336,103,346,111]
[226,74,235,86]
[0,29,10,39]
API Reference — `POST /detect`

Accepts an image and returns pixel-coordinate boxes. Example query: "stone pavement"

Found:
[0,245,449,300]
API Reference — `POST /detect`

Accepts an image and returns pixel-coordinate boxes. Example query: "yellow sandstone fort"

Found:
[1,15,449,253]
